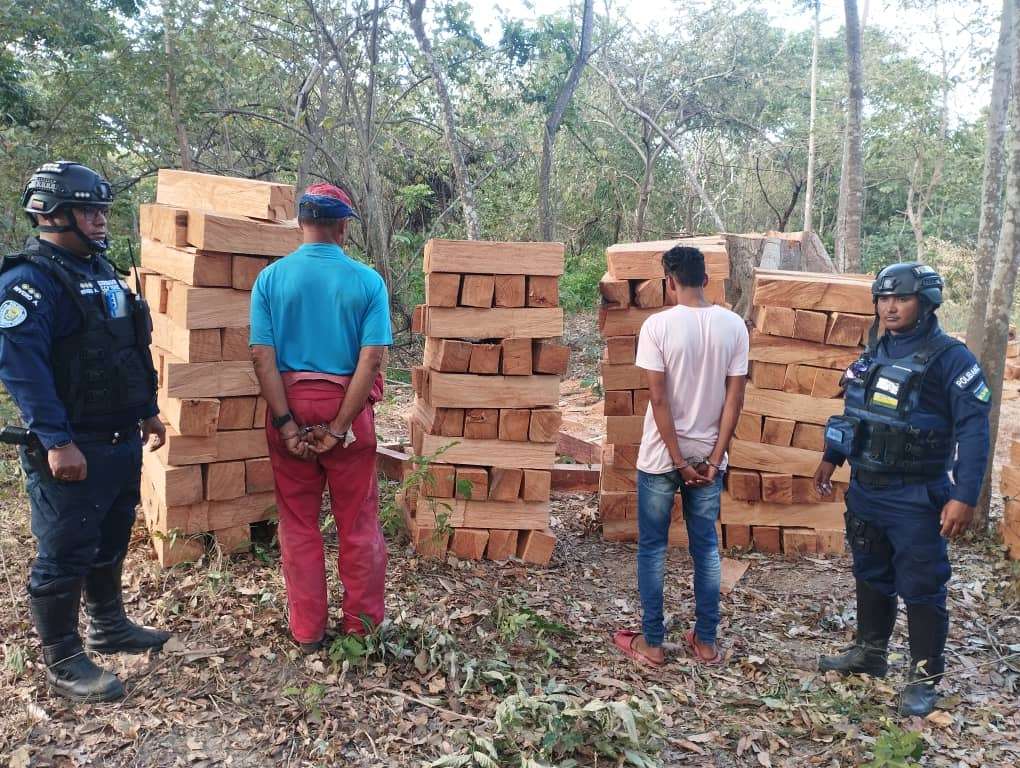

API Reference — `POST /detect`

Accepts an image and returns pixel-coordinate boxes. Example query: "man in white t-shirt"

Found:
[613,245,749,668]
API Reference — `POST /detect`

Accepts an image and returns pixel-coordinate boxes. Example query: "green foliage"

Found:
[864,722,925,768]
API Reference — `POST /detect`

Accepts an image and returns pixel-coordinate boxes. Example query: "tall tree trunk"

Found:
[967,0,1015,358]
[975,0,1020,531]
[538,0,594,241]
[163,2,192,170]
[803,0,820,233]
[839,0,865,272]
[406,0,480,239]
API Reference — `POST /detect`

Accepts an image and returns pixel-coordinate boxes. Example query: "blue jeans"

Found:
[637,470,723,647]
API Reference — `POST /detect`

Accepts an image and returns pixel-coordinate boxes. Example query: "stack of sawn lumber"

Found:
[720,270,875,555]
[400,240,571,564]
[136,169,301,566]
[596,237,730,545]
[1002,435,1020,560]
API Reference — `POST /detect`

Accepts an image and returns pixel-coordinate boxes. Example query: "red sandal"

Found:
[612,630,664,668]
[684,629,724,666]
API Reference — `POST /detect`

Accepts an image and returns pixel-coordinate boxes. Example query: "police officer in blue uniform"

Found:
[0,162,171,702]
[813,262,991,717]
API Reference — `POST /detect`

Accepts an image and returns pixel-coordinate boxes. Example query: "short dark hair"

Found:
[662,245,706,287]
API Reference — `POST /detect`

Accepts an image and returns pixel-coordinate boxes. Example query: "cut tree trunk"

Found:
[838,0,865,273]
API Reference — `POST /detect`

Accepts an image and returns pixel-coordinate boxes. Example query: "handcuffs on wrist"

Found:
[673,456,723,480]
[299,423,357,448]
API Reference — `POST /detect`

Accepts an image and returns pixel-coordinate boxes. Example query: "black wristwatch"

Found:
[272,412,294,429]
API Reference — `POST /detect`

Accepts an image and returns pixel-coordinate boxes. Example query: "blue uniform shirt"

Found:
[824,316,991,506]
[249,242,392,373]
[0,237,158,449]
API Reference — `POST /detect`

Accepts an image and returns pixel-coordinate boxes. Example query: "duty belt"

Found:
[853,469,945,489]
[71,426,138,445]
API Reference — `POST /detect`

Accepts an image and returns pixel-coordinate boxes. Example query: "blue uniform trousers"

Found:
[23,432,142,592]
[846,473,952,611]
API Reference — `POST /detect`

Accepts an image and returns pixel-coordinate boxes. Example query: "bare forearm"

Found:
[650,398,684,466]
[330,348,384,432]
[710,381,745,465]
[251,346,290,420]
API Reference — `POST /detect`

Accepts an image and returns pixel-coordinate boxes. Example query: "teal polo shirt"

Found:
[249,243,392,374]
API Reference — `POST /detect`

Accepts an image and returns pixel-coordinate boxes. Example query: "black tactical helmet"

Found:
[21,161,113,253]
[872,262,944,308]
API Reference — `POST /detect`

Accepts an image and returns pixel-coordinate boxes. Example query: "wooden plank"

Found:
[409,521,450,560]
[143,274,169,314]
[604,336,636,365]
[751,271,873,314]
[600,461,636,491]
[501,338,533,375]
[1001,464,1020,499]
[412,399,465,437]
[139,203,188,246]
[158,427,268,466]
[141,451,203,506]
[165,360,260,398]
[204,461,246,501]
[532,342,569,376]
[494,275,526,308]
[792,423,826,452]
[168,284,251,329]
[752,526,782,553]
[522,469,552,501]
[456,467,489,500]
[158,392,220,437]
[424,372,560,408]
[749,330,860,370]
[489,467,524,501]
[783,365,817,395]
[606,415,644,445]
[467,343,501,374]
[411,304,425,334]
[245,457,274,493]
[450,529,489,560]
[460,274,495,308]
[420,435,556,469]
[556,431,602,464]
[599,273,631,309]
[424,338,473,373]
[517,529,556,565]
[426,272,461,307]
[485,529,519,560]
[422,465,456,498]
[816,529,847,554]
[791,477,844,504]
[185,208,301,257]
[498,409,531,441]
[783,528,820,555]
[425,307,564,339]
[758,305,796,337]
[156,168,295,220]
[463,408,499,440]
[550,464,600,492]
[633,278,664,308]
[719,557,749,594]
[140,239,232,287]
[794,310,828,343]
[750,361,787,390]
[213,524,252,554]
[727,469,761,501]
[151,312,221,363]
[526,275,559,308]
[734,412,762,442]
[424,239,565,276]
[597,306,665,337]
[743,384,845,425]
[218,397,257,430]
[601,363,647,391]
[826,312,871,347]
[604,390,634,416]
[415,497,549,530]
[605,239,730,280]
[720,493,845,528]
[729,439,849,481]
[528,409,563,443]
[232,256,269,291]
[812,369,844,399]
[761,473,793,504]
[221,326,251,361]
[725,525,752,549]
[761,417,795,447]
[599,491,636,521]
[633,387,650,414]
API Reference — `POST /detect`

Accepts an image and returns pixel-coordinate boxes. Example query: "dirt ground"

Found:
[1,327,1019,767]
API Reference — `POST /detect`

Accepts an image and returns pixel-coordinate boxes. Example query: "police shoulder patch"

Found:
[0,299,28,328]
[972,380,992,403]
[954,363,981,390]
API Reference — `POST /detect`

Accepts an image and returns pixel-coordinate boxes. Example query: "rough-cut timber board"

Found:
[415,497,550,530]
[729,439,849,482]
[232,256,269,290]
[156,168,296,220]
[720,492,845,528]
[748,330,859,370]
[752,272,873,314]
[517,529,556,565]
[743,385,844,425]
[157,391,220,437]
[451,529,489,560]
[485,530,518,560]
[419,435,555,469]
[424,307,564,339]
[424,372,559,408]
[423,239,565,275]
[550,464,600,492]
[556,431,602,464]
[158,427,268,466]
[604,336,636,364]
[605,416,644,444]
[139,204,188,247]
[221,326,250,361]
[599,273,630,309]
[204,461,246,501]
[164,361,260,398]
[168,284,251,329]
[1001,465,1020,499]
[151,312,222,363]
[141,451,203,506]
[141,239,232,287]
[597,306,666,337]
[186,209,301,257]
[245,457,274,493]
[720,558,749,594]
[533,342,570,376]
[426,272,461,307]
[605,239,730,280]
[601,363,647,391]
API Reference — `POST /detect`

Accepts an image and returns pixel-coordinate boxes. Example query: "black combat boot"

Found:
[899,603,948,716]
[83,559,171,654]
[29,577,124,702]
[819,580,898,677]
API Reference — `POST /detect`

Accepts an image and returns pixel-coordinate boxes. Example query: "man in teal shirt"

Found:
[250,183,392,652]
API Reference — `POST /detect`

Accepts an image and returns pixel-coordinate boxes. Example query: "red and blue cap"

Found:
[299,182,360,221]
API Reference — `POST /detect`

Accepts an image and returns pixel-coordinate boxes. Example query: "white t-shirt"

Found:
[635,304,750,474]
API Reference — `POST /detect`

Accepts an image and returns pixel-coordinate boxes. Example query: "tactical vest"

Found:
[3,245,157,425]
[824,325,961,476]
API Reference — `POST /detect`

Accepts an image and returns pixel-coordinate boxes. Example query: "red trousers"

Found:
[265,380,387,642]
